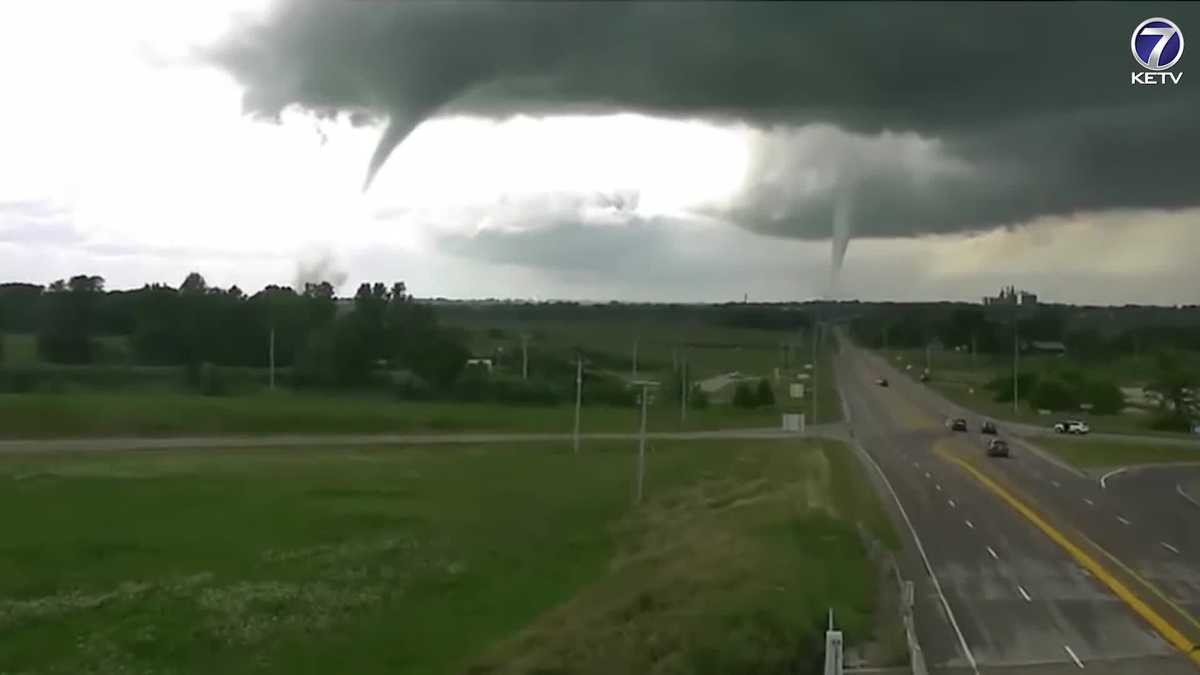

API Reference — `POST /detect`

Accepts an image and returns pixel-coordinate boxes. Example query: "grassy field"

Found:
[0,439,895,674]
[0,392,793,439]
[1030,437,1200,469]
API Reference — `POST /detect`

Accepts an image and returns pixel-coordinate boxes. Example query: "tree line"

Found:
[0,274,469,390]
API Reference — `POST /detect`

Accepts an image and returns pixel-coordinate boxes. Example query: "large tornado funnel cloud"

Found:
[829,185,853,297]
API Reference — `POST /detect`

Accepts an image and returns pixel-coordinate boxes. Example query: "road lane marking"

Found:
[1063,645,1084,669]
[1179,482,1200,509]
[1161,542,1181,554]
[936,443,1200,667]
[1100,466,1127,488]
[965,519,975,529]
[1051,480,1061,488]
[1117,515,1131,525]
[936,484,943,492]
[948,499,957,509]
[987,546,999,560]
[913,461,920,469]
[925,471,931,479]
[1018,586,1032,602]
[1083,498,1094,507]
[848,439,980,674]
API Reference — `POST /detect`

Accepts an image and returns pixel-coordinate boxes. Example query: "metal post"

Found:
[636,383,648,504]
[269,326,275,391]
[925,342,931,373]
[573,354,582,454]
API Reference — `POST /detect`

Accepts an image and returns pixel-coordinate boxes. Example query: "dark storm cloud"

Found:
[210,1,1200,236]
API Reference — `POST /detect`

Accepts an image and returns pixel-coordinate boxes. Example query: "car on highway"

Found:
[981,420,997,435]
[947,417,968,431]
[987,438,1010,457]
[875,377,888,387]
[1053,420,1090,435]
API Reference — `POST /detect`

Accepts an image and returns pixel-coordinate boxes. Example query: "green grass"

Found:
[0,392,790,439]
[0,439,892,674]
[2,333,39,365]
[1032,437,1200,468]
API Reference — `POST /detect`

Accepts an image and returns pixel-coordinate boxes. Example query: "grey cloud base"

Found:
[209,1,1200,240]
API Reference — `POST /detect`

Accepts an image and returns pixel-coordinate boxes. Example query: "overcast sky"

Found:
[2,1,1197,304]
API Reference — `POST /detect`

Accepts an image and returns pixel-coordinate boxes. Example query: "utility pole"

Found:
[925,342,932,373]
[635,382,651,504]
[573,354,582,454]
[812,321,820,426]
[971,331,977,368]
[521,333,529,381]
[268,325,275,391]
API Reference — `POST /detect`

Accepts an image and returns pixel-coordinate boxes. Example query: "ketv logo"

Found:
[1130,17,1184,85]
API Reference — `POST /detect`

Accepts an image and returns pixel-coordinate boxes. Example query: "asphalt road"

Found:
[837,343,1198,674]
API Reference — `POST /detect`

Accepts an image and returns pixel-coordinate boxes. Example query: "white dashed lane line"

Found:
[1161,542,1181,554]
[1083,498,1094,507]
[1063,644,1084,669]
[986,546,999,560]
[1017,586,1032,602]
[965,519,975,530]
[947,499,957,509]
[1051,480,1061,488]
[1117,515,1131,526]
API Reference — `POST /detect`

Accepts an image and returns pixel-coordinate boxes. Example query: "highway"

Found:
[836,342,1199,674]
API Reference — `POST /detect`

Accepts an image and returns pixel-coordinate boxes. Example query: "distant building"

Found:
[983,286,1039,306]
[1027,341,1067,355]
[465,358,494,373]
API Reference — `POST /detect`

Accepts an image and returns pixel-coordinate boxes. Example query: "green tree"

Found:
[733,382,757,409]
[1146,350,1198,422]
[1029,379,1078,412]
[37,275,104,364]
[755,378,776,407]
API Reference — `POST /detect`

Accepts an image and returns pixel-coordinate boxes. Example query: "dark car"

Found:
[987,438,1011,457]
[981,420,997,435]
[950,418,968,432]
[875,377,889,387]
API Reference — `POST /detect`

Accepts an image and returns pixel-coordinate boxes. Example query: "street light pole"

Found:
[573,354,582,454]
[1013,315,1020,414]
[636,382,649,504]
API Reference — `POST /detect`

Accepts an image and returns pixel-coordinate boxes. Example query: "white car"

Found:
[1053,420,1090,435]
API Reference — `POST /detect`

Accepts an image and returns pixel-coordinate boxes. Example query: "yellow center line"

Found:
[934,441,1200,667]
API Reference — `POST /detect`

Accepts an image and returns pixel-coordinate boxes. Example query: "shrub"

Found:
[1147,414,1193,432]
[755,378,776,406]
[733,382,757,409]
[1029,378,1078,412]
[1077,379,1125,415]
[688,384,710,410]
[986,371,1038,403]
[583,374,636,407]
